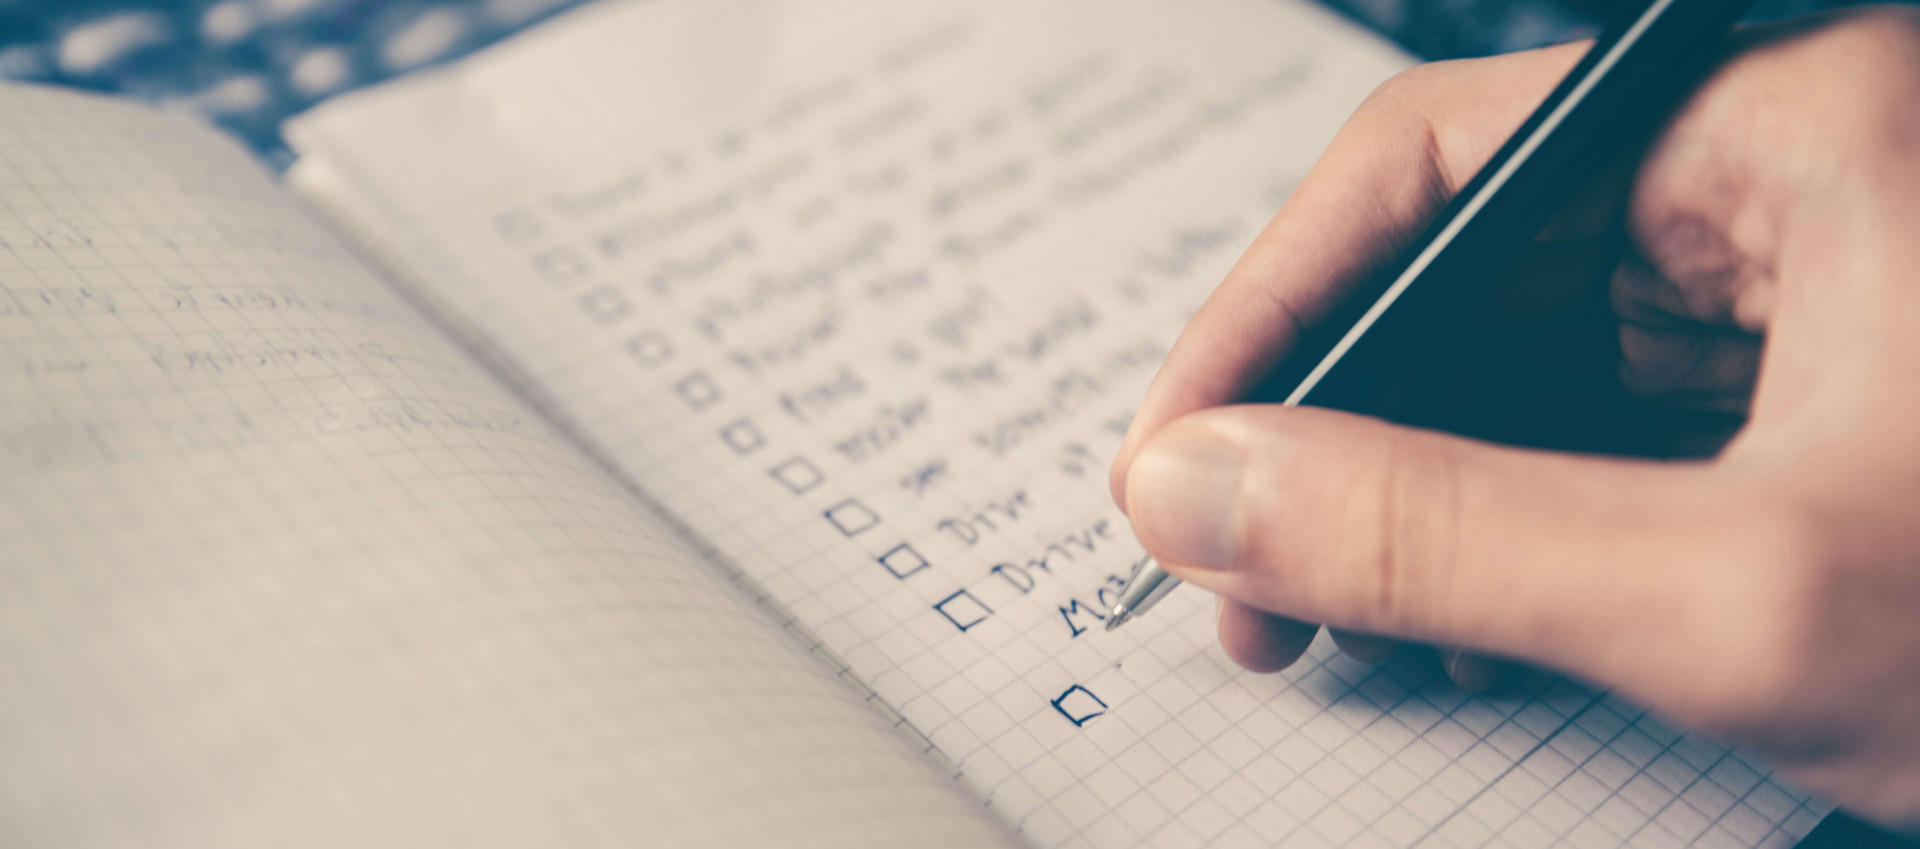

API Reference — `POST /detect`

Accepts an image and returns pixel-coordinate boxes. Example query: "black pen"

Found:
[1107,0,1757,631]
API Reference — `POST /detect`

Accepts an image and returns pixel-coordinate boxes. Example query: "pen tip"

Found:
[1104,607,1129,631]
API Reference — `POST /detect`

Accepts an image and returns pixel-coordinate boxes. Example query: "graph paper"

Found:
[0,83,1017,849]
[284,0,1832,845]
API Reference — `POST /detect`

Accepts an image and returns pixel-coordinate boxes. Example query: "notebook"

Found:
[0,0,1830,846]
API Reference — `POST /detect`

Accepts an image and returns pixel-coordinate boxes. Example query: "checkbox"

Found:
[720,418,764,454]
[1051,684,1107,727]
[769,457,823,494]
[673,372,721,410]
[934,589,992,632]
[579,285,631,325]
[530,245,588,286]
[823,499,879,536]
[492,207,546,244]
[878,543,929,579]
[625,331,673,368]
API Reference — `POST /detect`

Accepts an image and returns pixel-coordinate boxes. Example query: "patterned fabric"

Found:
[0,0,585,162]
[0,0,1894,161]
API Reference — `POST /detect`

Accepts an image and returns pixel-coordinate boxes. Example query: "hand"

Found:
[1109,8,1920,829]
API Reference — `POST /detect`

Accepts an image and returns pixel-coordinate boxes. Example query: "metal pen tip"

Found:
[1104,606,1130,631]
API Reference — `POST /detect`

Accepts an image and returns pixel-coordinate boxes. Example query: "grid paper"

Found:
[0,83,1019,849]
[284,0,1831,846]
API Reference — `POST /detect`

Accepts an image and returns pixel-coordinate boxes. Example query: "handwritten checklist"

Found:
[285,0,1829,845]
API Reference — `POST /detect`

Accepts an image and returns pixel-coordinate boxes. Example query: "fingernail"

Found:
[1127,426,1245,571]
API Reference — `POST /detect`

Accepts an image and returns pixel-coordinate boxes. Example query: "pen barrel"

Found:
[1250,0,1758,418]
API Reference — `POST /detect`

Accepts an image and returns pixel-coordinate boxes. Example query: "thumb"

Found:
[1123,404,1743,680]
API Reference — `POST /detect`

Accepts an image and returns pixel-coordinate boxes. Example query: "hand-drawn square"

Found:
[492,207,546,244]
[673,372,721,411]
[579,285,631,325]
[769,456,823,494]
[823,499,879,536]
[624,331,673,368]
[934,589,992,632]
[878,543,929,579]
[720,418,764,454]
[1052,684,1107,727]
[712,129,747,157]
[530,245,589,286]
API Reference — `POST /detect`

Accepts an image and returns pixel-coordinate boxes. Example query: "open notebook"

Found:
[0,0,1830,846]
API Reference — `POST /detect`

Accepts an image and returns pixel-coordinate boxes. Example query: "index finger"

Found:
[1109,43,1590,511]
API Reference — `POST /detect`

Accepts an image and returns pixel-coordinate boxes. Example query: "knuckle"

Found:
[1334,436,1462,638]
[1360,63,1443,114]
[1350,63,1450,143]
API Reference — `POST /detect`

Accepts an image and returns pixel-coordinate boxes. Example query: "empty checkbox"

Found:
[673,372,721,410]
[769,457,823,494]
[720,419,765,454]
[877,543,929,579]
[492,207,546,244]
[579,285,632,325]
[824,499,880,536]
[1051,684,1107,727]
[531,245,589,286]
[934,588,992,632]
[625,331,673,368]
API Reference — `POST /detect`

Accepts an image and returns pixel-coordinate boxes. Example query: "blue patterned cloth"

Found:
[0,0,591,164]
[0,0,1891,163]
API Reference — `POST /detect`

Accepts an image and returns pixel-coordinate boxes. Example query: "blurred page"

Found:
[0,84,1016,849]
[286,1,1827,845]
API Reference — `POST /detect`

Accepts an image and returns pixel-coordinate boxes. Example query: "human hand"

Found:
[1110,8,1920,828]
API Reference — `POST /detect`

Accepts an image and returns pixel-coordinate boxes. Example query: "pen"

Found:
[1107,0,1757,631]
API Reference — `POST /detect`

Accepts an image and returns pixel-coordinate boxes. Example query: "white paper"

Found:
[0,83,1017,849]
[286,1,1828,845]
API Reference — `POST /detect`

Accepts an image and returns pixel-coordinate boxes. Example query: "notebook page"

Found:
[284,1,1827,845]
[0,84,1018,849]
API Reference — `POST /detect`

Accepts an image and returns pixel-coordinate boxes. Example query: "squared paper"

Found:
[282,0,1831,845]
